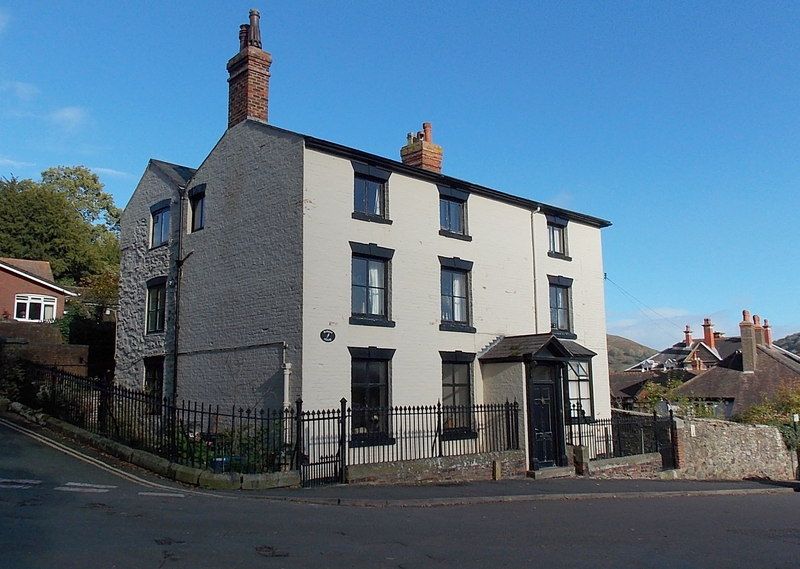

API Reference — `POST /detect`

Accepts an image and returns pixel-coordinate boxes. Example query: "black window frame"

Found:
[352,161,392,224]
[546,214,570,260]
[438,185,471,241]
[349,346,396,447]
[548,275,573,337]
[189,185,206,233]
[349,242,395,327]
[145,277,167,334]
[439,257,475,333]
[440,351,477,440]
[150,200,171,248]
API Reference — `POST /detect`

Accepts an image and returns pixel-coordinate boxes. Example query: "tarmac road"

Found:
[1,415,799,569]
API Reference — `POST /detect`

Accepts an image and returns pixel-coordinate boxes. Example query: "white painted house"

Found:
[115,10,612,471]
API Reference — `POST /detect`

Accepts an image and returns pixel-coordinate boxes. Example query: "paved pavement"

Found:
[3,414,800,568]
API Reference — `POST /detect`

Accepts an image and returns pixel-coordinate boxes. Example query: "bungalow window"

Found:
[14,294,56,322]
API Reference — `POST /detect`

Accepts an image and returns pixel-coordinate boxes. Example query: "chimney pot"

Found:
[702,317,716,350]
[739,308,757,373]
[753,314,765,346]
[764,319,773,347]
[400,121,443,173]
[227,8,273,128]
[683,324,693,347]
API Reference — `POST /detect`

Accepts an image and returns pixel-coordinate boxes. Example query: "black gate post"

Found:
[338,398,347,484]
[436,401,443,457]
[504,400,512,450]
[652,410,658,455]
[669,409,679,469]
[294,398,303,471]
[97,375,112,436]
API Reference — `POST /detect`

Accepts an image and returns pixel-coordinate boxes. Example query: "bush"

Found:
[734,387,800,449]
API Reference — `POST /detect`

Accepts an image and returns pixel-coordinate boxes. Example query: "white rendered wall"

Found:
[301,147,609,416]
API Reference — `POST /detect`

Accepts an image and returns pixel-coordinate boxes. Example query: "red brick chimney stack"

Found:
[702,317,716,350]
[400,122,444,173]
[764,319,773,347]
[753,315,765,346]
[227,9,273,129]
[683,325,692,347]
[739,309,756,373]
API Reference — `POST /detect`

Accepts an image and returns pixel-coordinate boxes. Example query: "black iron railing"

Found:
[565,406,674,466]
[20,364,295,474]
[10,364,521,482]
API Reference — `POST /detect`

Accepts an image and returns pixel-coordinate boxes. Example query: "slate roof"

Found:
[0,257,54,282]
[480,333,596,361]
[150,159,196,189]
[672,345,800,415]
[625,336,742,371]
[609,369,697,400]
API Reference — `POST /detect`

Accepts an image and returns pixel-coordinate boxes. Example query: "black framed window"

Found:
[350,242,394,327]
[565,361,592,420]
[548,276,572,333]
[441,269,469,323]
[350,347,395,446]
[190,193,205,232]
[352,161,391,224]
[151,205,170,247]
[440,197,465,234]
[548,224,566,254]
[144,356,164,413]
[146,280,166,333]
[352,256,387,316]
[442,365,472,432]
[354,175,385,217]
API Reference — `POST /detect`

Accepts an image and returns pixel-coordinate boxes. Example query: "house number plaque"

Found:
[320,329,335,343]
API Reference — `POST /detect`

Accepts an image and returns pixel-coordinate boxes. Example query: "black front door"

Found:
[531,383,557,467]
[527,363,565,470]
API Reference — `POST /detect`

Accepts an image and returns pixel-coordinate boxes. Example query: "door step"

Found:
[527,466,575,480]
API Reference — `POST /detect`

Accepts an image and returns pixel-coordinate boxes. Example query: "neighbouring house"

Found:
[0,257,76,322]
[672,310,800,418]
[609,369,696,410]
[0,257,86,374]
[626,318,741,373]
[115,9,613,472]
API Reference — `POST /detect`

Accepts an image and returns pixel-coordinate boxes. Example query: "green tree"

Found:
[0,173,120,284]
[40,166,121,232]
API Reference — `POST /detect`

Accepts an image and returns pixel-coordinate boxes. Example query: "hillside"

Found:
[775,332,800,355]
[607,334,658,372]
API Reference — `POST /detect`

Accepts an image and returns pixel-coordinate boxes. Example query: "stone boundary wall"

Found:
[346,450,527,485]
[587,453,663,479]
[675,417,796,480]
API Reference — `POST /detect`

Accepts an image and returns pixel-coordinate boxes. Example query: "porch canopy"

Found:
[479,333,596,362]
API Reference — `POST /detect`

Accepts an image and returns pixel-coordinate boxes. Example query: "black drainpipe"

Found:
[172,186,188,402]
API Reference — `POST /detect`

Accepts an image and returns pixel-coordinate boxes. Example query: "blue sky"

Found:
[1,1,798,348]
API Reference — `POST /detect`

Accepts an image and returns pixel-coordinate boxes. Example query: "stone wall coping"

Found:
[591,452,661,469]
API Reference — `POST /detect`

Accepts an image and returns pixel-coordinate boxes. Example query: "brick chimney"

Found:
[683,325,692,347]
[227,9,273,128]
[739,309,756,373]
[702,317,715,350]
[753,315,765,346]
[764,319,773,347]
[400,122,443,173]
